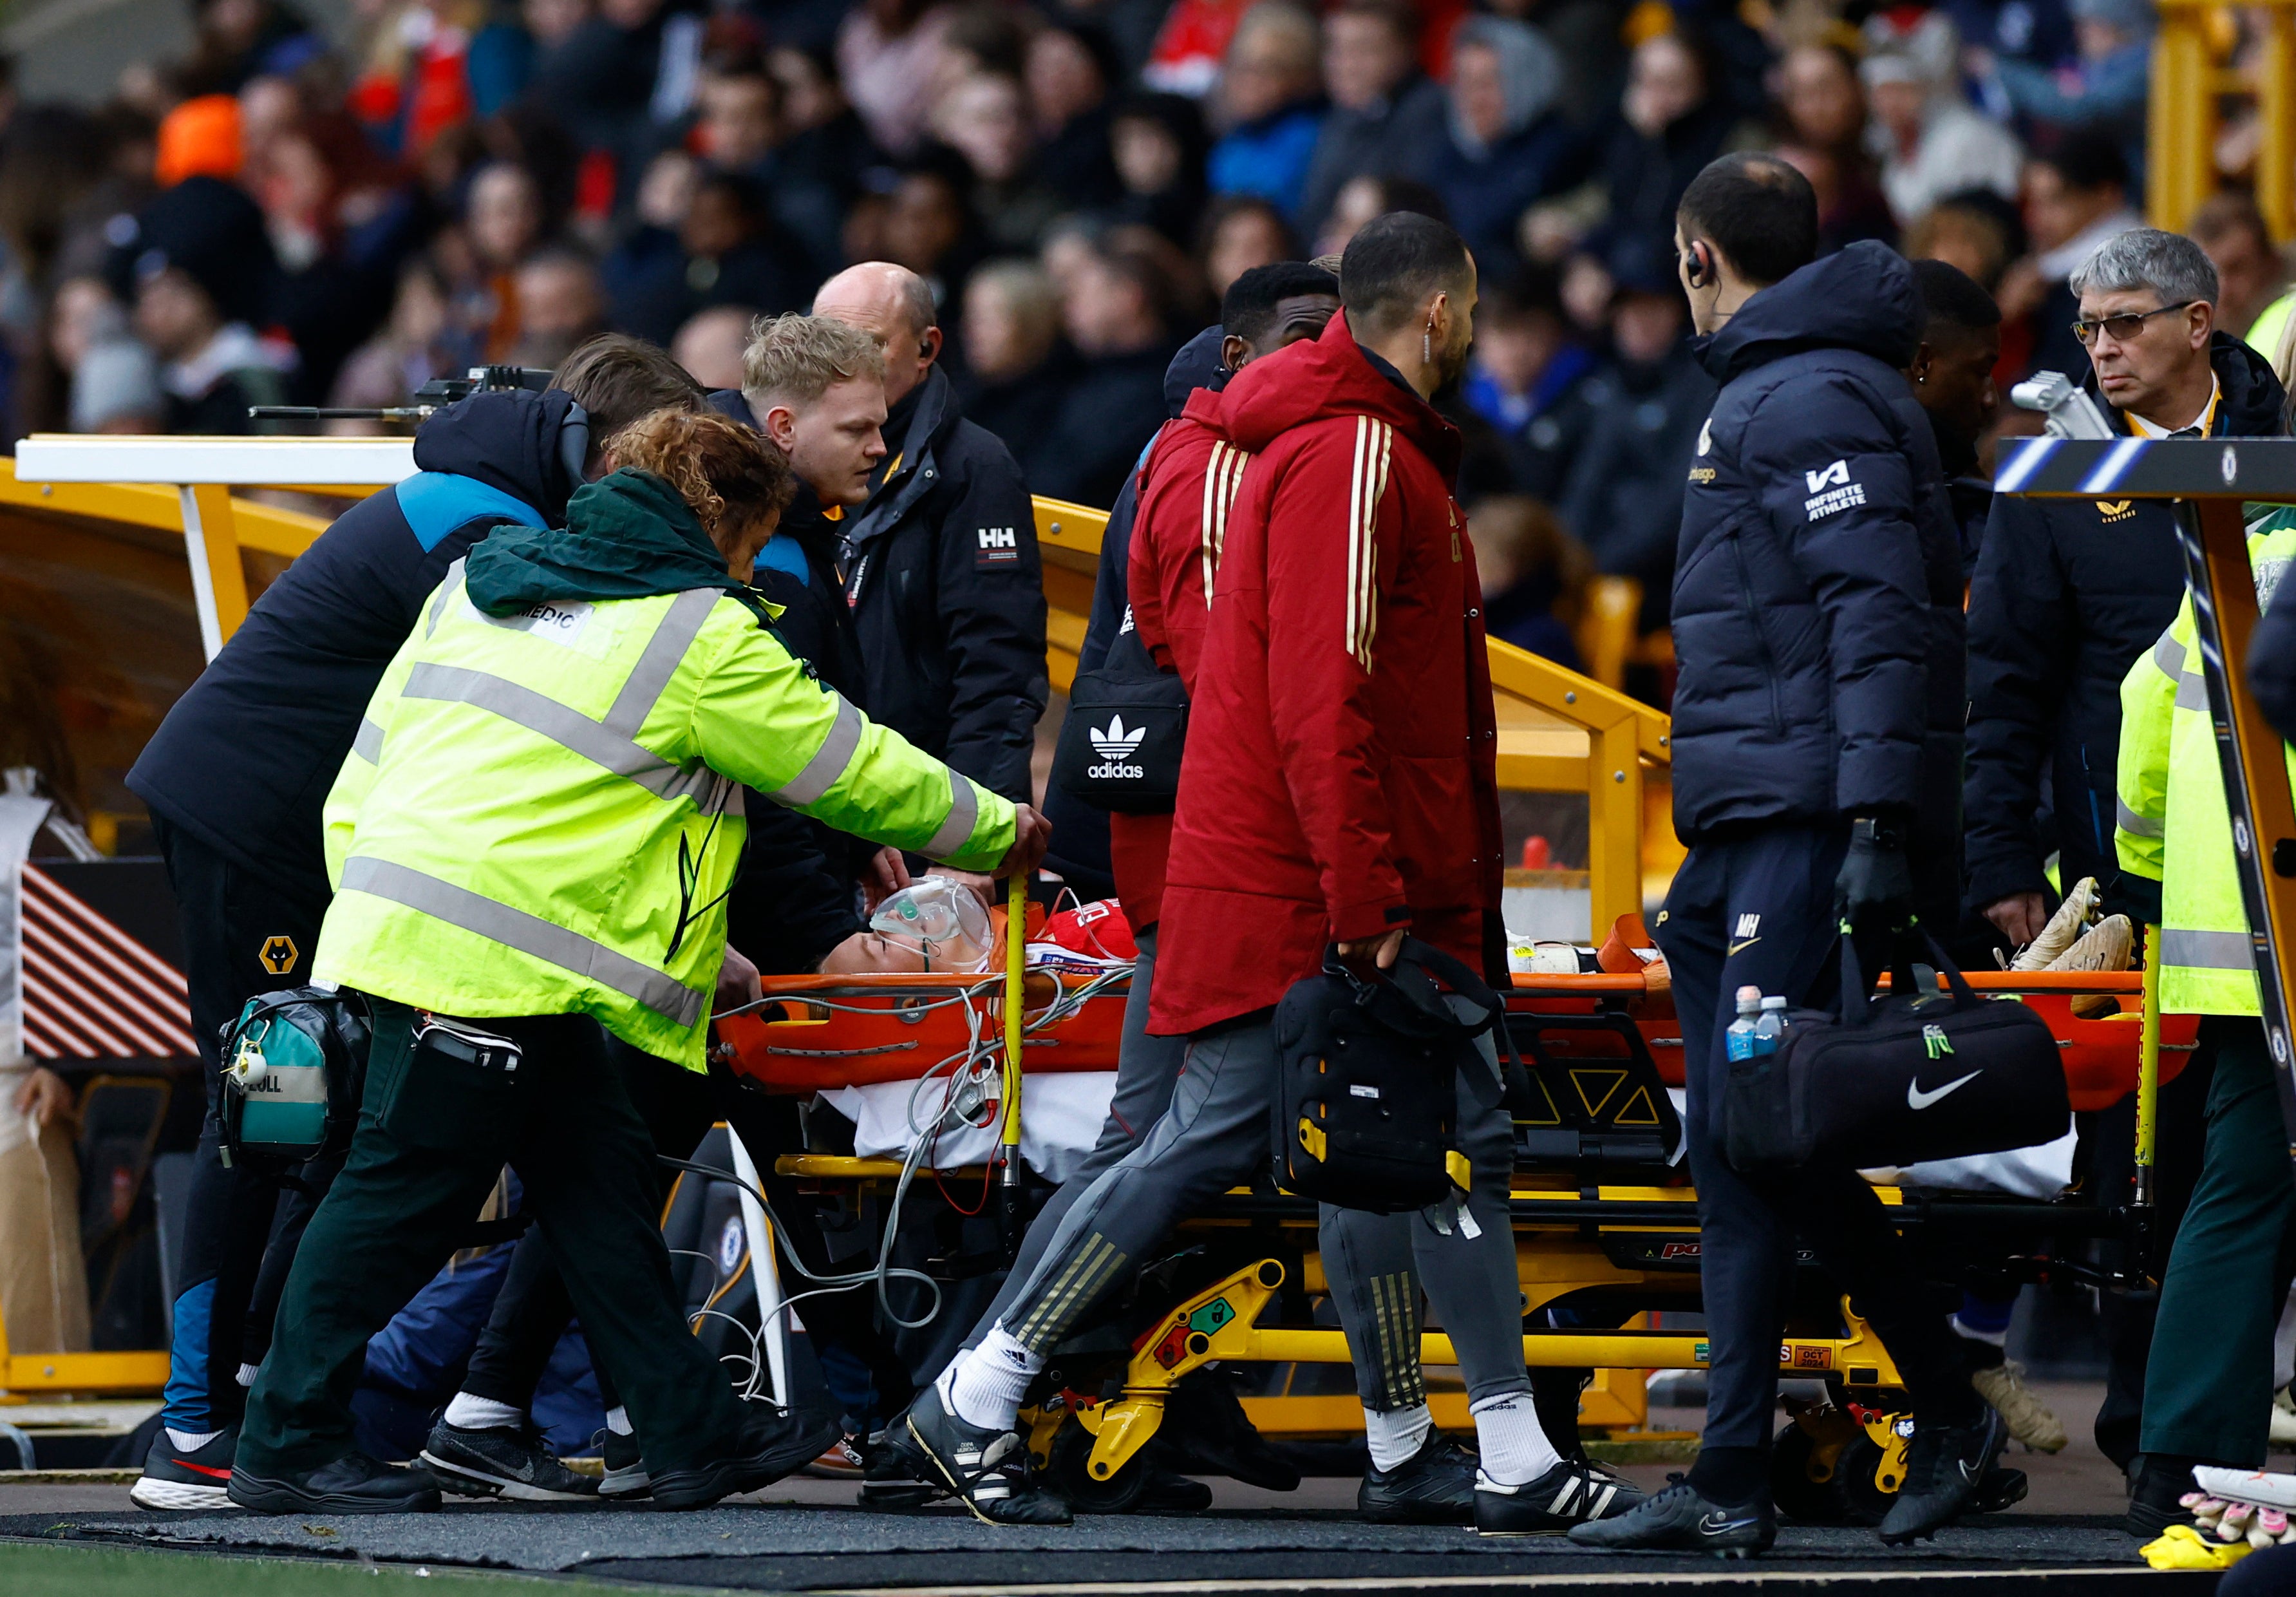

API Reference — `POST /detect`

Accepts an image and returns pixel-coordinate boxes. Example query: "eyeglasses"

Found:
[2072,301,2197,346]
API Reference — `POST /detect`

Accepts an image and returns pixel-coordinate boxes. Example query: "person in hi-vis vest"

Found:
[230,410,1047,1516]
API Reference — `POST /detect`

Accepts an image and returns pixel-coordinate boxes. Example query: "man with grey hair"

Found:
[804,263,1048,873]
[1962,225,2285,1479]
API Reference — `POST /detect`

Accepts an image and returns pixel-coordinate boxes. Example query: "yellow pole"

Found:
[2260,3,2296,242]
[1588,721,1642,941]
[181,483,251,657]
[2137,923,2161,1208]
[2147,0,2215,234]
[1001,871,1026,1189]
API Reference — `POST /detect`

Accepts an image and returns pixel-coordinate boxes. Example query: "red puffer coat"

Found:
[1149,312,1505,1036]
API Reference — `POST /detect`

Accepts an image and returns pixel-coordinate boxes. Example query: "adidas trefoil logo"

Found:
[1091,715,1145,759]
[1088,715,1147,780]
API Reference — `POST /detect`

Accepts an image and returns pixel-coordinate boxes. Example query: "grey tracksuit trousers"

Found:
[995,1003,1533,1413]
[963,926,1189,1347]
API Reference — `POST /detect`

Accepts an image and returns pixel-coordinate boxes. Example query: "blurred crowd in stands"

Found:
[0,0,2268,677]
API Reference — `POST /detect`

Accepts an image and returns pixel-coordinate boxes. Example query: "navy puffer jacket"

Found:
[1668,241,1964,873]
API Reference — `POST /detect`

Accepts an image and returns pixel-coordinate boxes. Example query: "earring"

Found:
[1423,322,1435,364]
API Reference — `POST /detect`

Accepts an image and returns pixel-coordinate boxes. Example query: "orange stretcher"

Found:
[717,953,2192,1113]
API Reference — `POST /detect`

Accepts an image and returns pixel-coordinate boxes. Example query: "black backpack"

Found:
[1271,938,1524,1213]
[1721,932,2070,1175]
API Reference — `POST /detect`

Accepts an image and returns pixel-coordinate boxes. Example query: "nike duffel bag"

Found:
[1721,932,2069,1176]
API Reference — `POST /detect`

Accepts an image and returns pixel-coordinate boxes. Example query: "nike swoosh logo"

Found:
[1700,1512,1760,1533]
[178,1460,232,1479]
[1906,1070,1981,1110]
[1726,937,1761,956]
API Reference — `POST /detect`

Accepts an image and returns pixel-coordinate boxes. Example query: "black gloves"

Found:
[1835,813,1915,938]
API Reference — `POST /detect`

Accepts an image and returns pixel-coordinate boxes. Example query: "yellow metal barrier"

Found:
[0,453,1679,1407]
[0,1298,171,1398]
[0,461,1671,943]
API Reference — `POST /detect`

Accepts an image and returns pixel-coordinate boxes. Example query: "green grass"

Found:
[0,1540,693,1597]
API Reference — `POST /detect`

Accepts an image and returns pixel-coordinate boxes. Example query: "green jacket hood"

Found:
[465,468,774,623]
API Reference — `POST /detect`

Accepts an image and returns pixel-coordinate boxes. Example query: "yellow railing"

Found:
[0,1307,171,1398]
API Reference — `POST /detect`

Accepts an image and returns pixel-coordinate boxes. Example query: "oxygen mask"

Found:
[867,874,993,972]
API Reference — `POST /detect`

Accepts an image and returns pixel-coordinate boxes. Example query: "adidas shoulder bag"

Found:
[1721,932,2069,1175]
[1052,619,1188,815]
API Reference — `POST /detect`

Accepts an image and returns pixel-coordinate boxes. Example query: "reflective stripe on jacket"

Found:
[2115,514,2296,1015]
[315,562,1015,1067]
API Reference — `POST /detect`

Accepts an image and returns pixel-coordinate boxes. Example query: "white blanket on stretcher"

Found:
[819,1072,1119,1185]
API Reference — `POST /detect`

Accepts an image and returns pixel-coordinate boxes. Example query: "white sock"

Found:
[235,1363,259,1388]
[605,1406,634,1437]
[1470,1391,1561,1488]
[165,1427,221,1453]
[940,1323,1042,1432]
[444,1393,526,1430]
[1364,1403,1433,1473]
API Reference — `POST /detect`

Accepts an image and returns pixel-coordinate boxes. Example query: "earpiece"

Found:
[558,401,591,489]
[1684,241,1712,290]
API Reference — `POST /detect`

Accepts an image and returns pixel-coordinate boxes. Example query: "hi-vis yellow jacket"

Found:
[315,562,1015,1067]
[2115,513,2296,1016]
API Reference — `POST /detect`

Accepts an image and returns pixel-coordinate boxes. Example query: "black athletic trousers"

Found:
[240,1002,757,1477]
[151,816,335,1435]
[1655,822,1981,1454]
[457,1043,916,1426]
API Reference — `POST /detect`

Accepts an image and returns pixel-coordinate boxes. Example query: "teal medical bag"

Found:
[219,988,370,1173]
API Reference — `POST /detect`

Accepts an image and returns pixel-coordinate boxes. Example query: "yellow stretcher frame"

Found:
[782,1153,1915,1460]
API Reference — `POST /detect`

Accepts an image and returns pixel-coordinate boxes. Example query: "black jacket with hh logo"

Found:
[714,367,1048,804]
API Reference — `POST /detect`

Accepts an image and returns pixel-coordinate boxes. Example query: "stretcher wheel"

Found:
[1834,1429,1899,1526]
[1046,1418,1154,1513]
[1769,1417,1851,1525]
